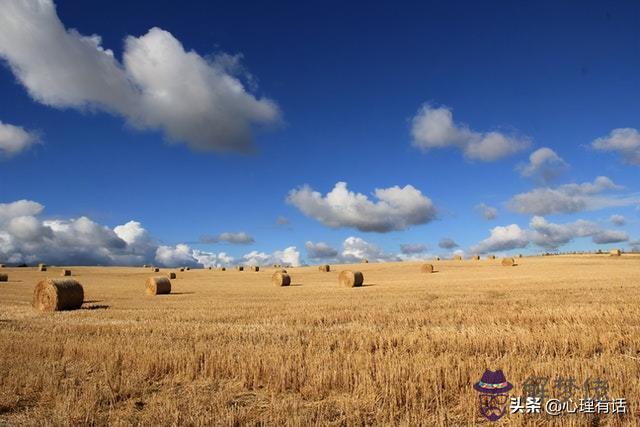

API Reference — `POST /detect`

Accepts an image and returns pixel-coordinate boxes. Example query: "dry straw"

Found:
[38,264,47,272]
[339,270,364,287]
[0,273,7,282]
[271,272,291,287]
[610,249,622,256]
[501,257,516,267]
[168,272,177,279]
[421,264,434,273]
[32,279,84,311]
[146,276,171,295]
[61,269,71,277]
[318,264,330,272]
[274,268,287,273]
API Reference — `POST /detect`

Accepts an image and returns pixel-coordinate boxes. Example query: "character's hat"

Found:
[474,369,513,394]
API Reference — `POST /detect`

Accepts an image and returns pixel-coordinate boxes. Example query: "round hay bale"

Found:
[38,264,47,272]
[236,266,244,271]
[274,268,287,273]
[454,255,462,261]
[610,249,622,256]
[168,272,177,279]
[220,267,226,271]
[179,268,184,272]
[361,259,369,263]
[487,255,496,260]
[433,256,441,261]
[271,272,291,286]
[0,273,8,282]
[0,264,5,268]
[61,269,71,277]
[32,279,84,311]
[471,255,480,261]
[501,257,516,267]
[339,270,364,287]
[251,266,260,272]
[518,254,523,258]
[185,267,191,271]
[420,264,434,273]
[146,276,171,295]
[318,264,330,272]
[152,267,159,273]
[143,264,150,268]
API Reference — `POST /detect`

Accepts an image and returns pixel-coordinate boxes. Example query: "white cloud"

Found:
[475,203,498,220]
[287,181,436,232]
[341,236,400,263]
[518,147,568,183]
[470,216,631,253]
[507,176,636,216]
[609,214,626,226]
[200,231,254,244]
[0,0,280,153]
[470,224,530,254]
[438,237,458,249]
[241,246,301,267]
[305,241,338,259]
[0,121,39,157]
[592,128,640,165]
[399,243,427,254]
[410,104,529,161]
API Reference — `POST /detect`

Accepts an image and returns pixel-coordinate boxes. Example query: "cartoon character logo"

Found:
[474,369,513,422]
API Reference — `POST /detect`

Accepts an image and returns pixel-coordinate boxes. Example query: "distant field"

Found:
[1,255,639,425]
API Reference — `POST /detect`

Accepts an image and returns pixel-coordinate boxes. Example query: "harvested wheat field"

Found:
[1,255,640,425]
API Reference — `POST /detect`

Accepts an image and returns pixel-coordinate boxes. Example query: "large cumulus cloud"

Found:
[0,0,280,153]
[287,181,436,232]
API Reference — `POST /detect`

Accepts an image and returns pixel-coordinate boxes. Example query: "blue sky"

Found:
[0,0,638,266]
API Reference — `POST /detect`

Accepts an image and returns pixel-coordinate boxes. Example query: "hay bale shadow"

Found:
[82,304,110,310]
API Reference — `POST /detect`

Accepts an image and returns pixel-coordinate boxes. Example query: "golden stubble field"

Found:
[1,255,639,426]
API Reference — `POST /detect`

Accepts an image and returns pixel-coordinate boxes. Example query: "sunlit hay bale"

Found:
[610,249,622,256]
[271,271,291,287]
[339,270,364,287]
[501,257,516,267]
[0,264,5,268]
[250,266,260,272]
[207,266,212,270]
[38,263,47,272]
[272,264,281,268]
[0,274,7,282]
[454,255,462,261]
[518,254,523,258]
[318,264,330,272]
[168,272,177,279]
[361,259,369,263]
[179,268,184,272]
[143,264,150,268]
[487,255,496,260]
[152,267,159,273]
[274,268,287,273]
[420,264,434,273]
[220,267,226,271]
[145,276,171,295]
[32,279,84,311]
[236,266,244,271]
[433,256,440,261]
[185,267,191,271]
[471,255,480,261]
[61,269,71,277]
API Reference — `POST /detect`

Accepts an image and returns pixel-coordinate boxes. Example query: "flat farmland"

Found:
[1,255,639,425]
